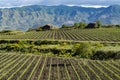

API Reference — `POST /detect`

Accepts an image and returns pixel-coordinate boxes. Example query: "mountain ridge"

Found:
[0,5,120,31]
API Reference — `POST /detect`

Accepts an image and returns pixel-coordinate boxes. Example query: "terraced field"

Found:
[0,28,120,42]
[0,53,120,80]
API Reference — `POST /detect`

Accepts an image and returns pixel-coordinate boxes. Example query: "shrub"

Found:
[73,42,93,58]
[92,51,120,60]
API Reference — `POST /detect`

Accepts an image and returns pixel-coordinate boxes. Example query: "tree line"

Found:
[62,20,120,29]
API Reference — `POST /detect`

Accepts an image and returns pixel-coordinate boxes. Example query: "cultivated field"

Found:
[0,53,120,80]
[0,28,120,42]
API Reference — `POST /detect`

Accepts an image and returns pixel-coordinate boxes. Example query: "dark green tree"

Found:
[78,22,87,28]
[62,24,67,28]
[74,22,79,28]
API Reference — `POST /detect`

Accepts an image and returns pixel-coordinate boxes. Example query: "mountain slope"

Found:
[0,5,120,31]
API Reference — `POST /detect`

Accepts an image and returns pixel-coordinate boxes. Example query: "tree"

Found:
[62,24,67,28]
[78,22,87,29]
[73,42,93,58]
[74,22,79,28]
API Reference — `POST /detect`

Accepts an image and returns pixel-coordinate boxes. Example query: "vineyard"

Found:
[0,28,120,42]
[0,53,120,80]
[0,28,120,80]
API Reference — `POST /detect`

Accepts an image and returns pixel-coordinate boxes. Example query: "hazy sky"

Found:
[0,0,120,8]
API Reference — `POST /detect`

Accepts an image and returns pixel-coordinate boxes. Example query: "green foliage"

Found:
[0,39,120,59]
[36,27,43,31]
[61,42,67,46]
[78,22,87,28]
[62,24,67,28]
[34,40,54,45]
[103,24,120,28]
[0,30,12,33]
[92,51,120,60]
[58,52,72,57]
[73,22,87,29]
[73,42,93,58]
[74,22,79,28]
[93,42,103,49]
[0,30,24,35]
[61,24,71,28]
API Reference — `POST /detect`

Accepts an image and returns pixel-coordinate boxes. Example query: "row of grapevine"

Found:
[0,28,120,42]
[0,53,119,80]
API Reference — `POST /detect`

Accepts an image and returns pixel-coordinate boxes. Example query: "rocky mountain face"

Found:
[0,5,120,31]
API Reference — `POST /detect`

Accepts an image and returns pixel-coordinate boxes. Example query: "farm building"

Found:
[86,23,97,28]
[27,24,58,31]
[42,24,54,30]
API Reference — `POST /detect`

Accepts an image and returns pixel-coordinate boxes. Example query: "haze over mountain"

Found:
[0,5,120,31]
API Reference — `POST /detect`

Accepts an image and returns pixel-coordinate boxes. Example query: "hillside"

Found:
[0,5,120,31]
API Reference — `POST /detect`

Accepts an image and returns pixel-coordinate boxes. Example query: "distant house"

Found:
[86,23,97,28]
[42,24,53,30]
[41,24,59,30]
[27,24,59,32]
